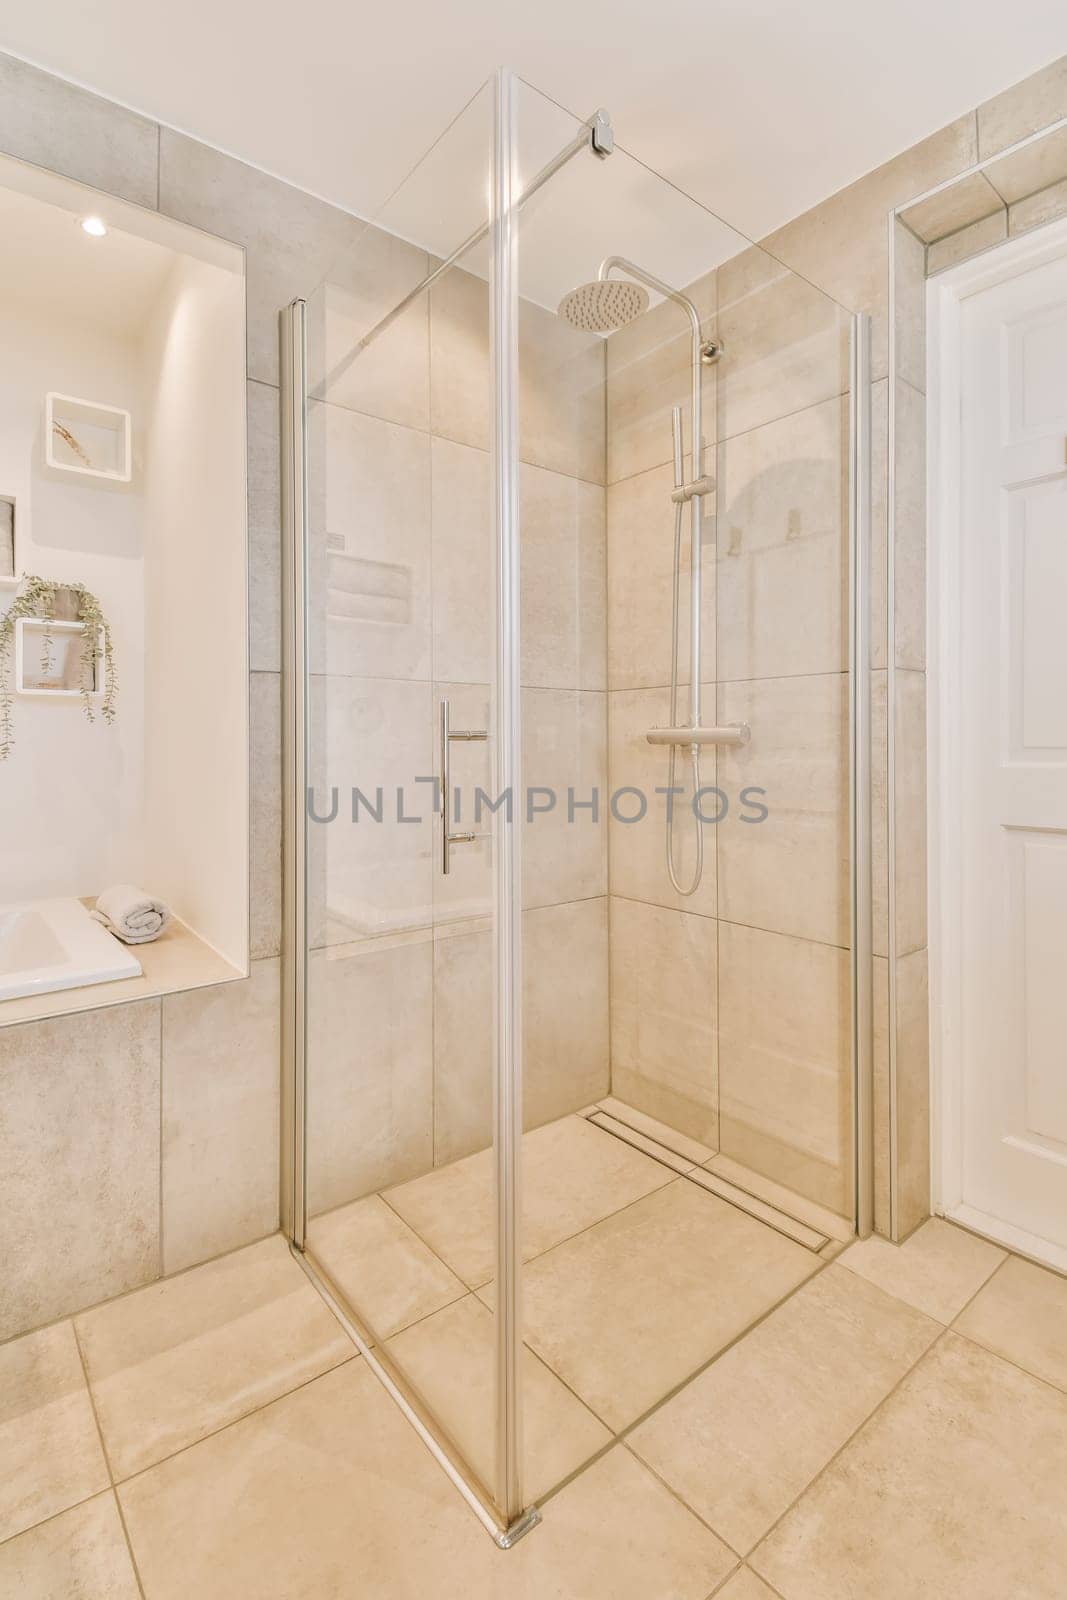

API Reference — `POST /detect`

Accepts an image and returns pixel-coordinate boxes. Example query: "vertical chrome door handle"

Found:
[440,698,489,873]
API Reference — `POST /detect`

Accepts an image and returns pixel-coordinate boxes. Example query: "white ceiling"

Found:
[2,1,1066,244]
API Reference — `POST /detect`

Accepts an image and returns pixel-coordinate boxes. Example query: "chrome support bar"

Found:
[646,724,750,747]
[440,697,488,873]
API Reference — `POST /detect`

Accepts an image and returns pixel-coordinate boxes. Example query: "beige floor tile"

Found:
[715,1570,781,1600]
[120,1361,733,1600]
[385,1295,611,1501]
[955,1256,1067,1392]
[386,1114,671,1287]
[0,1493,141,1600]
[751,1332,1067,1600]
[307,1194,466,1340]
[76,1235,354,1480]
[629,1265,938,1552]
[0,1321,109,1543]
[839,1218,1005,1323]
[513,1181,817,1431]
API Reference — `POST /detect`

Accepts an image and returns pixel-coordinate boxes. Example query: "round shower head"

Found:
[557,278,649,333]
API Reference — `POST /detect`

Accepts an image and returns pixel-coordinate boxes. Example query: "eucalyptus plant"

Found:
[0,575,117,760]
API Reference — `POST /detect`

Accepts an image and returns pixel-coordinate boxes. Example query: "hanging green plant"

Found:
[0,575,118,760]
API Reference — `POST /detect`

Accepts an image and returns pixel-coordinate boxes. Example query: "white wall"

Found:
[0,305,146,899]
[140,254,248,967]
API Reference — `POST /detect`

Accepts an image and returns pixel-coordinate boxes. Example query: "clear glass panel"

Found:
[300,79,514,1520]
[512,76,857,1498]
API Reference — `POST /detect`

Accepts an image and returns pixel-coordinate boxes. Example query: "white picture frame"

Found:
[14,616,107,698]
[45,392,132,483]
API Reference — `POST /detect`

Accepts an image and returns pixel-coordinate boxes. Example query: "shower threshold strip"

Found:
[583,1109,830,1252]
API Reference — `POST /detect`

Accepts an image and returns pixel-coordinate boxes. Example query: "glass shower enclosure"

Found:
[281,68,871,1545]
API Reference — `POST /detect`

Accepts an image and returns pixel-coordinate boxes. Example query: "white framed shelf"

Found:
[45,392,132,483]
[14,617,106,698]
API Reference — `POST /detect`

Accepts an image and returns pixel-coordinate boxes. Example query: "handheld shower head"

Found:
[557,278,649,333]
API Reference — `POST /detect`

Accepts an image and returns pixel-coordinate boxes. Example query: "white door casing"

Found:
[929,218,1067,1270]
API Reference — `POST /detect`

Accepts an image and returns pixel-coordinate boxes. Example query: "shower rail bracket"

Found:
[670,474,716,504]
[645,723,750,747]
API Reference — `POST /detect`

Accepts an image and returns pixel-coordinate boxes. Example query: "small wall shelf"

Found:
[45,393,132,482]
[14,617,106,698]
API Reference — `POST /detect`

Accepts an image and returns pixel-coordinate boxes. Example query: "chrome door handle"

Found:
[440,698,488,873]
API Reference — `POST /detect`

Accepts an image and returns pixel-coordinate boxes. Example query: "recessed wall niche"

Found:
[0,152,249,1006]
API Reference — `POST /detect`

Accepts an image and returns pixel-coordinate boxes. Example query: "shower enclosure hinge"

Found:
[590,109,614,159]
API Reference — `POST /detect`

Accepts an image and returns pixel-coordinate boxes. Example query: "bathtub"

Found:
[0,897,142,1002]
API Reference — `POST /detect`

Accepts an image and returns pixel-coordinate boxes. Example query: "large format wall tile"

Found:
[894,379,927,671]
[718,921,851,1214]
[0,52,158,207]
[894,668,927,956]
[717,674,850,948]
[977,53,1067,159]
[158,129,368,386]
[306,937,433,1213]
[716,395,849,681]
[308,401,432,681]
[250,670,282,961]
[605,282,716,485]
[524,899,610,1129]
[247,378,282,674]
[161,959,281,1273]
[522,689,608,909]
[894,945,931,1237]
[607,459,715,692]
[607,684,718,919]
[0,1002,161,1340]
[609,895,718,1145]
[431,926,492,1165]
[430,435,491,684]
[521,462,606,691]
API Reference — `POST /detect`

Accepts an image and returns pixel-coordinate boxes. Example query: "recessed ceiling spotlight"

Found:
[81,216,108,237]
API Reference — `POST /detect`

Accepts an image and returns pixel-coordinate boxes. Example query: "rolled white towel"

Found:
[91,884,172,945]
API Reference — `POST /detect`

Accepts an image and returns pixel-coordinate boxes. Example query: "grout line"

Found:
[70,1319,148,1600]
[619,1439,745,1557]
[606,890,853,954]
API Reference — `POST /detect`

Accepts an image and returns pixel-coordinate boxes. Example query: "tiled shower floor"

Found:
[3,1116,1066,1598]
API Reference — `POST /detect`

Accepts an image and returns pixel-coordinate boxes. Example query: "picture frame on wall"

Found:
[1,497,16,585]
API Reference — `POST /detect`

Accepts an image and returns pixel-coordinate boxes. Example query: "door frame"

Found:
[927,212,1067,1269]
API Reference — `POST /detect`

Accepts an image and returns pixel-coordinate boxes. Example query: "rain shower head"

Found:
[557,277,649,333]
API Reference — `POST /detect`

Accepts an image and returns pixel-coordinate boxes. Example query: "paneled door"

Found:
[934,223,1067,1266]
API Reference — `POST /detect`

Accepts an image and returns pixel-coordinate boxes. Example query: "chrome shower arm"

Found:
[596,255,702,342]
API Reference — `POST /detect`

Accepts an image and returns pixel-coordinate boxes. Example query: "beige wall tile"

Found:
[307,938,433,1213]
[760,115,977,379]
[307,227,430,430]
[873,953,891,1234]
[606,289,716,484]
[610,895,718,1146]
[522,462,606,690]
[430,435,491,683]
[0,1321,109,1543]
[607,459,715,691]
[751,1332,1067,1600]
[978,55,1067,158]
[630,1264,938,1553]
[525,898,610,1127]
[717,246,851,440]
[870,378,889,670]
[0,53,158,207]
[899,170,1003,244]
[385,1294,610,1501]
[523,689,607,908]
[894,946,931,1238]
[871,670,889,957]
[955,1256,1067,1391]
[607,685,718,919]
[158,129,367,386]
[893,220,927,393]
[893,379,926,669]
[429,265,488,451]
[309,403,432,682]
[927,208,1008,274]
[0,1001,161,1340]
[0,1494,141,1600]
[518,1181,816,1430]
[119,1363,733,1600]
[77,1235,352,1480]
[389,1113,670,1288]
[1009,174,1067,235]
[161,959,281,1274]
[717,674,850,948]
[250,670,282,960]
[317,675,433,942]
[306,1194,465,1340]
[839,1217,1005,1321]
[431,927,491,1165]
[894,668,928,955]
[718,922,851,1214]
[247,379,281,674]
[716,395,849,680]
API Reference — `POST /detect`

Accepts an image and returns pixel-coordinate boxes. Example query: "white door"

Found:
[936,230,1067,1266]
